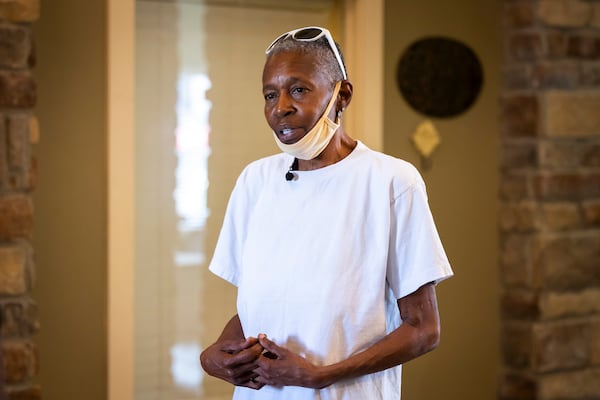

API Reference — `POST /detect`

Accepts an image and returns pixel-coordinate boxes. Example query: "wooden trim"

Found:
[342,0,384,151]
[107,0,135,398]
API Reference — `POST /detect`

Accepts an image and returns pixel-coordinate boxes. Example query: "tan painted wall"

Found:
[31,0,107,399]
[383,1,501,398]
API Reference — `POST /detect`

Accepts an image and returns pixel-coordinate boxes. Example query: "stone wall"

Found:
[500,0,600,399]
[0,1,40,399]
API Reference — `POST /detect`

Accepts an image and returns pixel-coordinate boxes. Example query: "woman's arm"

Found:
[253,282,441,388]
[200,314,265,389]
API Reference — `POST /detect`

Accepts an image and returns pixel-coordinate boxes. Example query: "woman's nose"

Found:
[275,95,294,117]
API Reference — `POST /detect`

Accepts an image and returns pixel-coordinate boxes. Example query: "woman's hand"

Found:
[200,336,265,389]
[254,334,329,389]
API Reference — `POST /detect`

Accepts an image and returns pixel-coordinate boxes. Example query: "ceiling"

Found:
[137,0,334,12]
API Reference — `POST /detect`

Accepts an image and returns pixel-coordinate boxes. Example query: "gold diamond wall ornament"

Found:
[412,119,441,159]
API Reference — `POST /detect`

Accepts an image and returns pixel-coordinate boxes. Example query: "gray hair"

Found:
[266,36,347,84]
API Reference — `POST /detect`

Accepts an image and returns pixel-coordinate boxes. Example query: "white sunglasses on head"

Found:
[265,26,347,80]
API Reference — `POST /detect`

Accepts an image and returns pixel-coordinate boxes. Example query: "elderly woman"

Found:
[200,26,453,400]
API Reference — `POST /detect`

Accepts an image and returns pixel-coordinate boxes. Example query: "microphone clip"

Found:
[285,158,299,181]
[285,171,296,181]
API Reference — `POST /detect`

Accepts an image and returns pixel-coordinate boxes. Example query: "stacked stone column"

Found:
[500,1,600,399]
[0,1,40,399]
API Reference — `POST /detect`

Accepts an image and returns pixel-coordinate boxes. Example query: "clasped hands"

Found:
[200,333,326,390]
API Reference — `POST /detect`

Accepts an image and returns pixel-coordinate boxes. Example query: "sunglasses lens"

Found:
[293,28,323,40]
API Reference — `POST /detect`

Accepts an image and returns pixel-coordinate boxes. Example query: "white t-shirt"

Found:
[209,141,453,400]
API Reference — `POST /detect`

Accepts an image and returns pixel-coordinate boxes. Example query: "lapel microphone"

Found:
[285,158,299,181]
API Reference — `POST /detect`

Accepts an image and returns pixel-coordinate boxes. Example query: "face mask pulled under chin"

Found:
[272,81,341,161]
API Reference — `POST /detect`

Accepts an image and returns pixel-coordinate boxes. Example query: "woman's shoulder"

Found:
[355,142,423,189]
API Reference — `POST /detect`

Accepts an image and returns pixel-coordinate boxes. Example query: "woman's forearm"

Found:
[317,283,441,388]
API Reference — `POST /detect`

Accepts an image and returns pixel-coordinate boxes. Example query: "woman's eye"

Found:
[291,87,305,95]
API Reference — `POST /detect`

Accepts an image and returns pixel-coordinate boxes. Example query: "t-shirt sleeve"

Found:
[208,171,250,287]
[386,174,453,300]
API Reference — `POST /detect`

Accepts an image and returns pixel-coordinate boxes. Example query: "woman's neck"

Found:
[297,131,357,171]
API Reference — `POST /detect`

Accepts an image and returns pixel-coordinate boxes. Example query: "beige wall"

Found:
[384,1,501,398]
[32,0,107,399]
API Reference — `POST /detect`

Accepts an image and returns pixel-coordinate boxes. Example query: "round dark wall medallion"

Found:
[396,36,483,118]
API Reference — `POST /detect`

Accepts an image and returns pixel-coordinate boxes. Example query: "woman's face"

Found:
[262,50,337,145]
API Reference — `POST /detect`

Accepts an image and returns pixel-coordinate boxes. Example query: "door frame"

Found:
[107,0,135,399]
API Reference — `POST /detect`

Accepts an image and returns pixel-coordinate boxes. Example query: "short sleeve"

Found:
[386,177,453,300]
[208,171,251,287]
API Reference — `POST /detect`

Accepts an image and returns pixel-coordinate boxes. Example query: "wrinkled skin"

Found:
[200,317,265,390]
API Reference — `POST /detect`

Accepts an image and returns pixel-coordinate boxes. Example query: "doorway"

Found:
[134,2,333,398]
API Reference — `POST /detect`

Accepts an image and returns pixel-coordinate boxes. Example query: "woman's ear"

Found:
[337,80,353,111]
